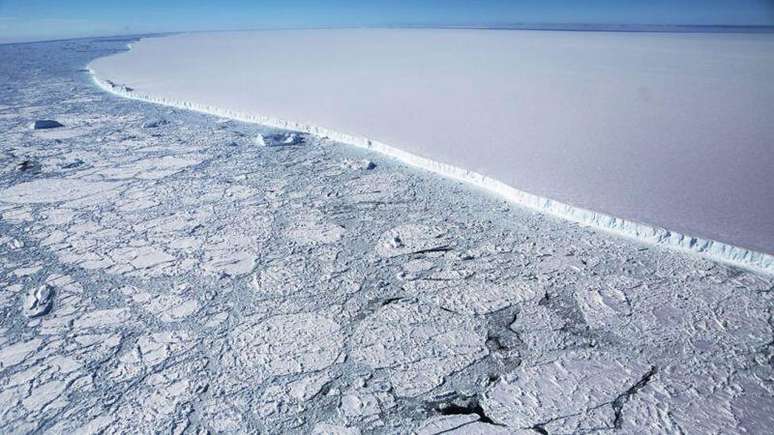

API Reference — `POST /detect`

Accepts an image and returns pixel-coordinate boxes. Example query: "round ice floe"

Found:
[0,179,123,204]
[251,257,305,298]
[286,222,345,244]
[481,352,653,431]
[233,313,344,376]
[404,279,543,315]
[351,299,487,397]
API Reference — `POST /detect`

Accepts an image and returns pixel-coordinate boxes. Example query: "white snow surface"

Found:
[89,29,774,271]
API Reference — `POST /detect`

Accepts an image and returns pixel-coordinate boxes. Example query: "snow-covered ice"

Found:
[1,35,773,434]
[89,29,774,268]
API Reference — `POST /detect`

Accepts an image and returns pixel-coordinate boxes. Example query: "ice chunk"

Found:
[30,120,63,129]
[16,160,40,172]
[342,159,376,171]
[24,284,54,318]
[141,119,169,128]
[376,224,449,258]
[259,132,305,147]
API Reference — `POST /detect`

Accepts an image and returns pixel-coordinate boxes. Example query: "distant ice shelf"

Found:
[88,29,774,274]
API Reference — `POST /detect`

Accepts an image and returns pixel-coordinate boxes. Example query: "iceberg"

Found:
[88,29,774,273]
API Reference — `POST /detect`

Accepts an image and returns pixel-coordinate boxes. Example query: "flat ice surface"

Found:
[90,29,774,254]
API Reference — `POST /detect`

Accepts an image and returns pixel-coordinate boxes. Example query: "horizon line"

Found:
[3,22,774,45]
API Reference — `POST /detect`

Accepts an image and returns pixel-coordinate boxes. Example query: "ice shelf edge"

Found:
[87,66,774,275]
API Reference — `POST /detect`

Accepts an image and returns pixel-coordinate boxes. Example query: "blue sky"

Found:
[1,0,773,43]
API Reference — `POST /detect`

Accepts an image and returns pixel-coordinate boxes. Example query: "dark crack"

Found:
[531,424,549,435]
[612,365,658,429]
[435,397,504,426]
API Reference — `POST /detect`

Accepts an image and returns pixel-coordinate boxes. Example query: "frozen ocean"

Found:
[0,31,773,434]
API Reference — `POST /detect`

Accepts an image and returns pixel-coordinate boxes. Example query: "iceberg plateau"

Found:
[88,29,774,273]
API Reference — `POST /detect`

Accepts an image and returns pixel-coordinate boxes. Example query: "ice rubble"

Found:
[88,30,774,273]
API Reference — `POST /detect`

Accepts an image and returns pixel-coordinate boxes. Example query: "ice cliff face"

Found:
[89,78,773,274]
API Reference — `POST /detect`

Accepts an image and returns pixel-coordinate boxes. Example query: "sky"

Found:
[1,0,773,43]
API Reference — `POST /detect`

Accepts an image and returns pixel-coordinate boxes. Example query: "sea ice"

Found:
[1,36,772,434]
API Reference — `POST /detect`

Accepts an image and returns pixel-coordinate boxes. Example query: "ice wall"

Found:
[88,29,774,273]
